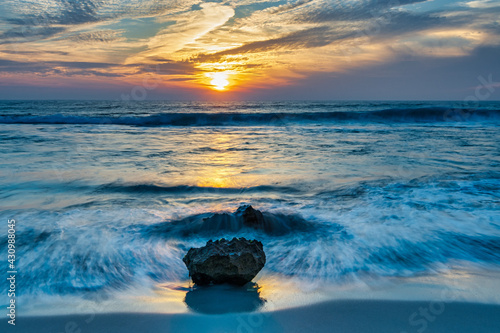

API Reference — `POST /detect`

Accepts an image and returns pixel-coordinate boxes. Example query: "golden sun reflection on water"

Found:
[149,275,321,313]
[196,168,240,188]
[193,132,248,188]
[158,131,277,189]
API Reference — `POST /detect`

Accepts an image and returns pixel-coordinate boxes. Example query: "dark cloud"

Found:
[358,11,445,41]
[195,26,354,62]
[55,0,103,25]
[0,57,198,78]
[50,68,125,77]
[288,0,428,23]
[137,60,197,76]
[0,59,26,67]
[0,59,120,75]
[165,77,196,82]
[53,61,118,69]
[64,30,124,43]
[268,0,315,14]
[139,57,261,75]
[4,0,104,26]
[0,26,66,43]
[0,50,69,56]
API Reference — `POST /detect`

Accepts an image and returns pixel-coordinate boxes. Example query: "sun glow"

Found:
[206,72,230,91]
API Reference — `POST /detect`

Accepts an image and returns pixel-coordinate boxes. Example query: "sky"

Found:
[0,0,499,100]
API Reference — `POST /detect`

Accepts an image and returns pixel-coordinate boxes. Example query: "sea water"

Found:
[0,100,499,309]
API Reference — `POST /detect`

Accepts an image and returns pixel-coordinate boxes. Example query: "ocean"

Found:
[1,100,499,309]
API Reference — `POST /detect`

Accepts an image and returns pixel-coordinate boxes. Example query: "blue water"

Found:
[0,100,499,299]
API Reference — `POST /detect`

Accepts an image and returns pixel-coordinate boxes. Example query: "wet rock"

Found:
[183,237,266,286]
[148,204,314,237]
[236,205,265,228]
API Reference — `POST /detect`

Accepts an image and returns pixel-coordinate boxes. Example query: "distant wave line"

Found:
[1,108,499,126]
[96,183,303,195]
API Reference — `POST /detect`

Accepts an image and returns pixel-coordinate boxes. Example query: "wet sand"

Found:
[4,299,500,333]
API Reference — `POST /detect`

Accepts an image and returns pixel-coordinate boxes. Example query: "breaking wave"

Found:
[1,107,499,126]
[2,199,500,296]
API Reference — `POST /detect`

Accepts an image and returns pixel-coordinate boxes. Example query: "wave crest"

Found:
[1,108,499,126]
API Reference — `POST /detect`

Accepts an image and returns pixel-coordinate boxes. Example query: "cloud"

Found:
[64,29,125,43]
[0,0,195,26]
[0,56,199,82]
[0,49,69,56]
[50,0,103,25]
[194,26,354,62]
[137,60,197,76]
[0,0,199,46]
[268,0,315,14]
[462,0,500,9]
[0,0,499,95]
[1,0,103,27]
[292,0,429,23]
[127,3,235,62]
[0,58,121,75]
[0,26,65,43]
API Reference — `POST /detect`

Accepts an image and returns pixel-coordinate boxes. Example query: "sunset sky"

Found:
[0,0,499,100]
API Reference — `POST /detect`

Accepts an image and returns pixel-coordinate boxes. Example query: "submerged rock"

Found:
[199,204,266,231]
[147,204,314,237]
[235,205,265,228]
[183,237,266,286]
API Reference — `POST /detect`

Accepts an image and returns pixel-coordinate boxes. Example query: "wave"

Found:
[2,202,500,296]
[1,107,499,126]
[95,183,303,195]
[143,205,322,237]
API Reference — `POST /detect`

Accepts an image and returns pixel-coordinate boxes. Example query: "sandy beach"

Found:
[4,299,500,333]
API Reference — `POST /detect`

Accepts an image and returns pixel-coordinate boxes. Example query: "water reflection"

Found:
[184,282,265,314]
[194,132,245,188]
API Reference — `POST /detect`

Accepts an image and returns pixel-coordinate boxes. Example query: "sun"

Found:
[206,72,230,91]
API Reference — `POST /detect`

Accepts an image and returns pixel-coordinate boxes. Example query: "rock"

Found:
[198,205,266,232]
[147,205,313,238]
[183,237,266,286]
[236,205,265,228]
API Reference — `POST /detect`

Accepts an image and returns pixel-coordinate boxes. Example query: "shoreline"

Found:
[4,299,500,333]
[4,267,500,332]
[13,266,500,318]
